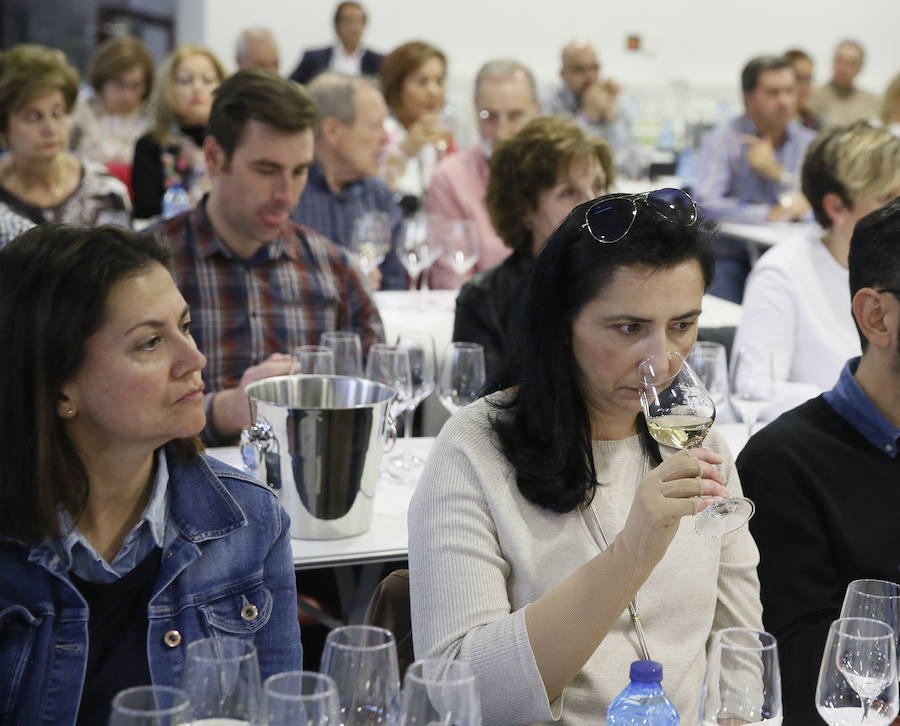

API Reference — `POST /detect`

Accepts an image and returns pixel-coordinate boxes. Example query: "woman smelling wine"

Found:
[408,190,763,726]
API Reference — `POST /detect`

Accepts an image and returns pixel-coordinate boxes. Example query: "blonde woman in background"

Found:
[881,72,900,134]
[70,35,155,167]
[131,44,226,219]
[0,44,131,246]
[733,120,900,412]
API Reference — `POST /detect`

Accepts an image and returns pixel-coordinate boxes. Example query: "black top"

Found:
[131,125,205,219]
[737,396,900,726]
[71,547,162,726]
[452,251,532,383]
[289,46,384,85]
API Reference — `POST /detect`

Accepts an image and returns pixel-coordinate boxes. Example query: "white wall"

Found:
[178,0,894,128]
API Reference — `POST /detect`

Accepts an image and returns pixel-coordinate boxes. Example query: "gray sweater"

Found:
[408,398,763,726]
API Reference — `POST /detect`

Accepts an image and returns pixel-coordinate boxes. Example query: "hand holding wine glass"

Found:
[816,617,898,726]
[638,351,755,536]
[438,342,485,414]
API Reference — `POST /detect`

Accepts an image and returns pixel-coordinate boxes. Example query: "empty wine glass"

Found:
[320,625,401,726]
[109,686,192,726]
[397,659,482,726]
[699,627,782,726]
[366,343,415,456]
[352,211,392,278]
[687,341,736,423]
[320,331,363,377]
[438,342,485,414]
[390,333,437,471]
[180,636,263,725]
[816,617,898,726]
[290,345,336,375]
[638,351,755,537]
[730,347,775,436]
[441,219,479,281]
[262,671,341,726]
[398,213,443,289]
[842,580,900,675]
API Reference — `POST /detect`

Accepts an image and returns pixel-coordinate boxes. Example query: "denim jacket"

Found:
[0,446,302,725]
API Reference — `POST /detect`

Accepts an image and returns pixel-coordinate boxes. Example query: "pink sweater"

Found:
[425,146,511,289]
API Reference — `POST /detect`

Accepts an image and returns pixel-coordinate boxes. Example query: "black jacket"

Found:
[289,46,384,85]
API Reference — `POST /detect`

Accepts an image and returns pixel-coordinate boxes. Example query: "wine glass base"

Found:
[694,497,755,537]
[389,451,423,471]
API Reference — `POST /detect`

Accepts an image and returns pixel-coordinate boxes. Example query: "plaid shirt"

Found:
[154,197,384,396]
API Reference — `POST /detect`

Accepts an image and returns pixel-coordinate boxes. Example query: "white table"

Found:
[207,437,431,623]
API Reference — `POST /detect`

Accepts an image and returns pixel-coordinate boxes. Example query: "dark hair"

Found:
[741,55,793,94]
[334,1,365,26]
[207,68,319,160]
[487,116,614,254]
[783,48,812,65]
[0,224,198,545]
[848,198,900,350]
[88,34,155,102]
[379,41,446,117]
[490,197,715,513]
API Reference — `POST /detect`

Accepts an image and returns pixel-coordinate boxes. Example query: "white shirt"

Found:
[330,42,363,76]
[732,228,861,415]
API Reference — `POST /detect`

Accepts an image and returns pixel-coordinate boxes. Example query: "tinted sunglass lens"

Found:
[586,197,637,243]
[648,188,697,225]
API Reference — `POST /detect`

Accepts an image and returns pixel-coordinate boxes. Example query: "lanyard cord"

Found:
[587,505,652,662]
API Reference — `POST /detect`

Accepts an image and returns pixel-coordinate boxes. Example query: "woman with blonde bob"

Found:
[70,35,155,166]
[132,44,226,219]
[733,120,900,408]
[0,44,131,245]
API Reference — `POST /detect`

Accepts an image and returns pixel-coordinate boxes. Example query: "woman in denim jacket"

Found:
[0,224,302,725]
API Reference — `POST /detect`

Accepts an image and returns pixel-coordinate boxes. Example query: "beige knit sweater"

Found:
[408,397,763,726]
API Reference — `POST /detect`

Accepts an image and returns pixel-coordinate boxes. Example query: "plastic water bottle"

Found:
[607,660,680,726]
[161,182,191,219]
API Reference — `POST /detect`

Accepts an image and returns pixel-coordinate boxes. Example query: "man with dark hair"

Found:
[289,2,383,85]
[809,40,880,128]
[737,197,900,725]
[695,54,817,300]
[155,69,384,445]
[291,72,405,290]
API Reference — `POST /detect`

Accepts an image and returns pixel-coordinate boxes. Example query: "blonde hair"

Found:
[0,44,79,134]
[881,73,900,126]
[802,120,900,228]
[148,45,226,144]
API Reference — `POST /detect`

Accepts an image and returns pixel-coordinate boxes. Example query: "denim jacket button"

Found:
[164,630,182,647]
[241,604,259,622]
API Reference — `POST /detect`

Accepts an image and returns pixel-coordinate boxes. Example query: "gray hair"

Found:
[307,71,376,132]
[474,58,537,101]
[234,27,276,64]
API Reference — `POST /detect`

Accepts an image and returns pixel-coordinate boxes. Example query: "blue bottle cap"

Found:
[629,659,663,682]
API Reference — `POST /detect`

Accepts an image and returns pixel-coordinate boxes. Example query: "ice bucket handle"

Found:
[240,416,275,473]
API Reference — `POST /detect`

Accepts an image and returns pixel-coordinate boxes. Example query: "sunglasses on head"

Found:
[581,188,698,244]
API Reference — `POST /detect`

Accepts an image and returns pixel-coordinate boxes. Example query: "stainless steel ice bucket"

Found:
[242,375,395,540]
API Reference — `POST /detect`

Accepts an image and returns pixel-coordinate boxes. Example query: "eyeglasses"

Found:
[581,188,698,244]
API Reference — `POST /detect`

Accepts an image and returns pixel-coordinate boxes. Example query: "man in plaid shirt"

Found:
[155,69,384,445]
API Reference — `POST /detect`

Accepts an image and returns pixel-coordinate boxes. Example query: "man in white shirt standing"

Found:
[425,58,540,289]
[290,2,383,85]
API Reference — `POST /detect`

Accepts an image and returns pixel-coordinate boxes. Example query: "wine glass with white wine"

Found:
[351,211,392,280]
[638,351,755,537]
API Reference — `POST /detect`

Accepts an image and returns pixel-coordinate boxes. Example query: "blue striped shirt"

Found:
[695,115,816,223]
[292,163,407,290]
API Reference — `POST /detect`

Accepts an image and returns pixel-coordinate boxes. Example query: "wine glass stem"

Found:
[404,407,414,439]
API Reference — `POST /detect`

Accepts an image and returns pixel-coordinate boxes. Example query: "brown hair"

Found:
[148,44,227,145]
[0,44,79,134]
[379,41,445,117]
[334,1,366,26]
[207,68,318,160]
[88,35,155,102]
[881,73,900,126]
[486,116,614,254]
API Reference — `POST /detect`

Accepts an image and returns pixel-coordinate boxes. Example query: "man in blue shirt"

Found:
[292,72,406,290]
[696,55,817,301]
[737,197,900,726]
